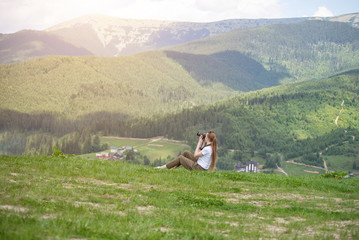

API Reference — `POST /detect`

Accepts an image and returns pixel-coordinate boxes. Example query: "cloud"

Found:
[313,6,334,17]
[0,0,283,33]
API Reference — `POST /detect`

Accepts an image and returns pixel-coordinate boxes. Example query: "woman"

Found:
[156,131,217,171]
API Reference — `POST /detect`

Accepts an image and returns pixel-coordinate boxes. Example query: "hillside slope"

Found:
[170,20,359,84]
[0,30,92,64]
[1,155,358,239]
[319,12,359,28]
[98,68,359,171]
[0,52,237,118]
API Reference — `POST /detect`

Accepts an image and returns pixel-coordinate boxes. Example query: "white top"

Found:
[197,146,212,170]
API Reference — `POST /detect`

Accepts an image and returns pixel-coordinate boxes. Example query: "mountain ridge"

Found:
[169,20,359,83]
[0,30,92,64]
[45,14,307,57]
[1,12,358,64]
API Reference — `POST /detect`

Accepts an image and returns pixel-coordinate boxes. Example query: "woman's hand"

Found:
[194,136,205,158]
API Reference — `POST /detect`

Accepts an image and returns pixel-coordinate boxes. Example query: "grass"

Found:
[1,155,358,239]
[80,136,191,161]
[282,162,326,176]
[325,155,358,172]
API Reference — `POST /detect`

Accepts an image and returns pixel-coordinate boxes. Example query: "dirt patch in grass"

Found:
[275,217,290,225]
[74,201,102,209]
[290,217,306,222]
[247,213,265,220]
[326,220,359,228]
[0,205,28,213]
[225,221,239,227]
[40,214,57,220]
[304,170,320,174]
[159,227,171,232]
[266,224,287,234]
[137,205,156,215]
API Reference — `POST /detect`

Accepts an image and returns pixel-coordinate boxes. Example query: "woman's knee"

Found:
[183,150,192,157]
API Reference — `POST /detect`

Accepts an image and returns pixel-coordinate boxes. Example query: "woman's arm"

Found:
[194,137,204,158]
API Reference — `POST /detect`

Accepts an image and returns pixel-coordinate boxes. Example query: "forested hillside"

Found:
[77,69,358,170]
[0,52,237,118]
[1,69,358,172]
[170,20,359,84]
[165,50,284,91]
[3,20,359,118]
[94,68,359,144]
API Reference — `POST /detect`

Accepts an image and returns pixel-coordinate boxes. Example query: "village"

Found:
[235,160,260,173]
[95,146,138,161]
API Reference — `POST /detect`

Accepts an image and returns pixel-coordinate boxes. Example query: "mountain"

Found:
[2,20,359,118]
[316,12,359,28]
[1,13,358,64]
[170,20,359,84]
[45,14,306,57]
[0,30,92,64]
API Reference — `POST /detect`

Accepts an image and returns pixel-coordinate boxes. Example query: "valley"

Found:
[1,14,359,176]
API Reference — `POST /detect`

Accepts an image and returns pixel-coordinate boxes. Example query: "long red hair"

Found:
[207,131,217,171]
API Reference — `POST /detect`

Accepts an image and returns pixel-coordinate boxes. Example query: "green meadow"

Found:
[281,162,326,176]
[80,136,191,161]
[1,155,358,239]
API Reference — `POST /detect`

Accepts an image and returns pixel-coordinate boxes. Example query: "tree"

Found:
[143,156,150,165]
[82,135,92,154]
[92,135,101,152]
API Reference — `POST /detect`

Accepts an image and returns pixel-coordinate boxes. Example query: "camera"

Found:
[196,132,206,139]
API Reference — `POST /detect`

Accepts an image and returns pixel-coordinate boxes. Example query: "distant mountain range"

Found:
[0,13,358,64]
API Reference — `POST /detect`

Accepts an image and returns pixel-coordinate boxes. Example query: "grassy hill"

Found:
[170,20,359,84]
[1,155,358,239]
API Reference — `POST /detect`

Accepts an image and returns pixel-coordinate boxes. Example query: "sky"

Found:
[1,0,358,33]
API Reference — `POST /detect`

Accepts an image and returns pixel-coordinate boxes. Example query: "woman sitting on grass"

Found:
[156,131,217,171]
